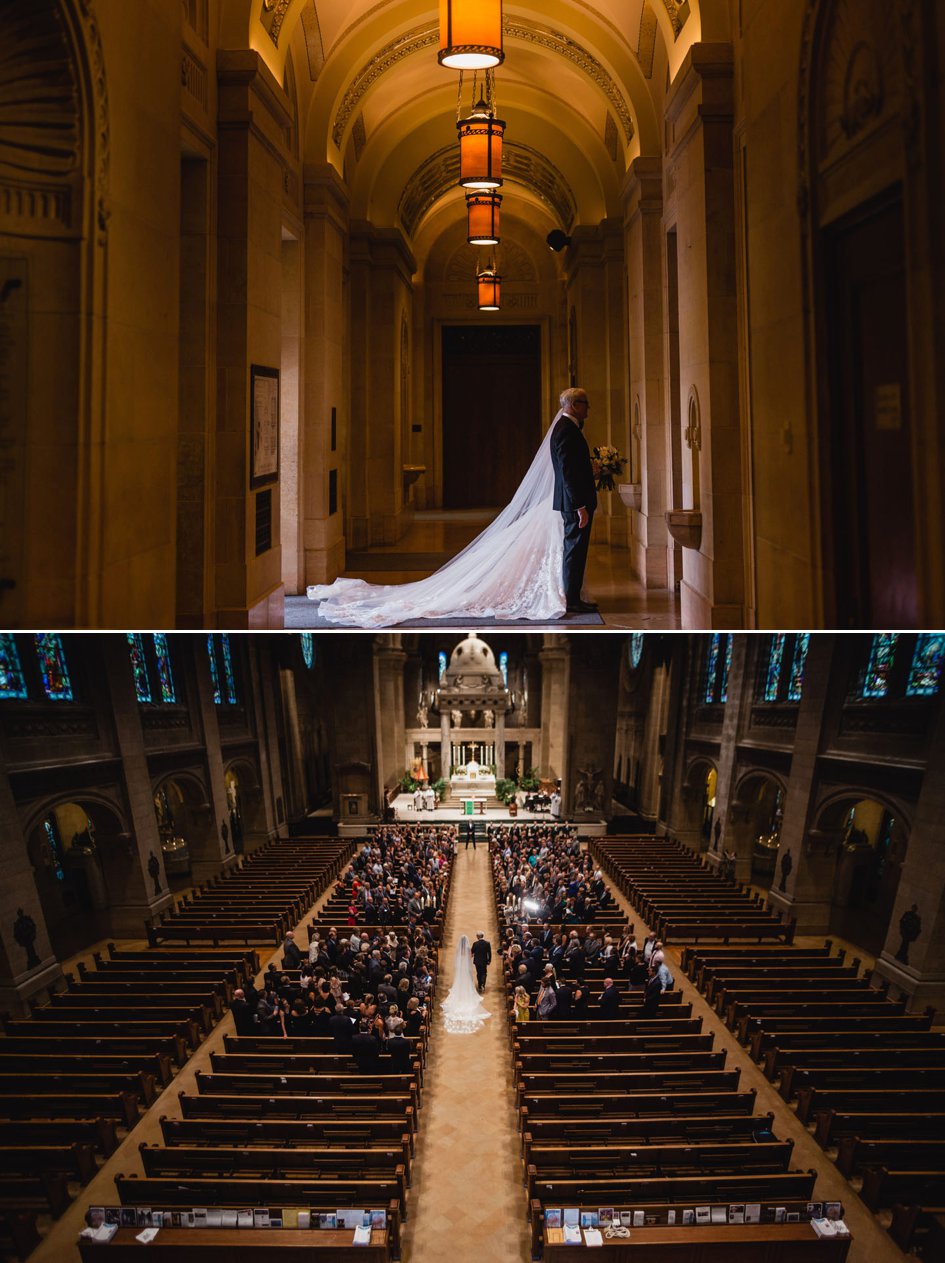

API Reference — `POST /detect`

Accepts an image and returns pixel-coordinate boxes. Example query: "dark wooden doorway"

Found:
[442,325,541,508]
[825,189,917,626]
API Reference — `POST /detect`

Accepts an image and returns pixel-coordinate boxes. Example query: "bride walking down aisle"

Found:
[441,934,492,1034]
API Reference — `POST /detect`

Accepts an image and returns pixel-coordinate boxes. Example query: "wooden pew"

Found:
[177,1090,416,1132]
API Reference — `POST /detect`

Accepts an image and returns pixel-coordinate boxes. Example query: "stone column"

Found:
[705,637,751,878]
[638,662,670,822]
[101,648,175,934]
[373,639,407,807]
[539,636,570,789]
[249,640,284,840]
[564,219,628,548]
[624,157,669,587]
[766,637,837,930]
[0,749,61,1013]
[440,709,451,778]
[214,52,292,627]
[662,45,745,627]
[190,638,235,875]
[495,712,506,778]
[873,698,945,1011]
[302,167,349,585]
[347,224,417,548]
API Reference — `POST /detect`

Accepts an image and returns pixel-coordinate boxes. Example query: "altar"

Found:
[450,757,496,797]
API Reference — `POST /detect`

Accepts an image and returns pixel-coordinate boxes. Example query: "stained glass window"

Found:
[764,634,786,702]
[207,634,222,704]
[153,634,176,703]
[0,635,28,700]
[720,635,734,703]
[862,633,899,698]
[906,633,945,697]
[629,633,644,670]
[438,651,447,683]
[787,633,811,702]
[126,633,152,702]
[499,651,508,688]
[34,634,73,701]
[300,633,315,670]
[221,635,237,705]
[704,635,721,703]
[44,817,65,881]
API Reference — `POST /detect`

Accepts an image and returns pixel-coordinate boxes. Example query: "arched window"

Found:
[499,651,508,687]
[906,634,945,698]
[703,634,733,704]
[861,634,900,699]
[127,634,152,702]
[127,634,177,703]
[300,632,315,669]
[0,636,28,700]
[759,633,811,703]
[856,634,942,701]
[207,634,239,706]
[438,651,448,683]
[628,633,644,670]
[764,634,787,701]
[34,635,73,701]
[153,634,177,702]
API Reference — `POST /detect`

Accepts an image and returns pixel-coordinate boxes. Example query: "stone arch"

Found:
[803,786,911,955]
[224,756,267,854]
[22,792,132,957]
[0,0,109,626]
[680,755,719,851]
[152,768,219,882]
[729,768,788,884]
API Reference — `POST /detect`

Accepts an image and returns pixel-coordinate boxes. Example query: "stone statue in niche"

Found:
[13,908,39,969]
[574,767,604,814]
[895,903,921,965]
[778,848,793,892]
[450,709,462,728]
[483,710,495,728]
[416,701,429,729]
[147,850,162,896]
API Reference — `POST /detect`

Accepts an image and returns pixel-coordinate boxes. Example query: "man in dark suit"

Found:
[471,931,492,993]
[598,976,621,1019]
[550,387,598,614]
[230,987,257,1035]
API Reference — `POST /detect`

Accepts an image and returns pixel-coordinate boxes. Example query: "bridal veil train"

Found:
[306,418,567,627]
[441,934,491,1034]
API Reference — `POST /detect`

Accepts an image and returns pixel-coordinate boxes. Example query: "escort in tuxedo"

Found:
[550,387,598,613]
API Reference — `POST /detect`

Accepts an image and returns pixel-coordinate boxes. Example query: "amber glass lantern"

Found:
[466,192,501,245]
[458,100,505,190]
[477,267,501,310]
[439,0,504,70]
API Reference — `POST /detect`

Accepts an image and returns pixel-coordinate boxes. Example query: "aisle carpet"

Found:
[284,596,603,629]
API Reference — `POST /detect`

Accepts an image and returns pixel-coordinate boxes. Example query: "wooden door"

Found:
[826,191,917,625]
[442,325,541,508]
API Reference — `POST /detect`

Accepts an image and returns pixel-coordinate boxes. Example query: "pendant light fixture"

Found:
[466,191,501,245]
[477,258,501,310]
[439,0,504,70]
[457,70,504,190]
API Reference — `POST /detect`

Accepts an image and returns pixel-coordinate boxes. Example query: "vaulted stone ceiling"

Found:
[221,2,727,263]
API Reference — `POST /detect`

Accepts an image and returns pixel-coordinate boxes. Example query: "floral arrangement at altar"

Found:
[593,445,626,492]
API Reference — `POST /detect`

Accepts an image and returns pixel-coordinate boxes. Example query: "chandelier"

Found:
[439,0,504,70]
[466,191,501,245]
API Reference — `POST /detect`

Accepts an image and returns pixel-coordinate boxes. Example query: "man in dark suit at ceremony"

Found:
[598,976,621,1019]
[551,387,599,614]
[471,930,492,993]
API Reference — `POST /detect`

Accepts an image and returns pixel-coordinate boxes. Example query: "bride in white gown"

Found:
[306,412,569,627]
[441,934,491,1034]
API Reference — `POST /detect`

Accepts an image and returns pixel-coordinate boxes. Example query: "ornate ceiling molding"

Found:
[661,0,692,38]
[504,19,635,142]
[261,0,293,49]
[332,17,636,149]
[299,1,325,80]
[398,140,576,238]
[638,3,658,79]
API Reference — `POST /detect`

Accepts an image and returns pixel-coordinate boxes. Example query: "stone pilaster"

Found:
[539,637,569,790]
[373,638,407,805]
[705,636,751,877]
[302,166,349,585]
[623,157,669,587]
[214,51,291,627]
[190,638,234,873]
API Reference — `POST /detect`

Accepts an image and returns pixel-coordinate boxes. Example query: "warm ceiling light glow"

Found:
[439,0,504,70]
[466,192,501,245]
[458,104,505,190]
[477,268,501,311]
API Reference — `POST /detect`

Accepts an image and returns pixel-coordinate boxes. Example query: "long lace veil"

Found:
[307,412,571,627]
[441,933,491,1034]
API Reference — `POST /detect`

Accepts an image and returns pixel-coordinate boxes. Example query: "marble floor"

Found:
[296,508,681,630]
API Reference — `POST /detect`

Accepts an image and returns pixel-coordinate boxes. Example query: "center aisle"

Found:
[403,842,530,1262]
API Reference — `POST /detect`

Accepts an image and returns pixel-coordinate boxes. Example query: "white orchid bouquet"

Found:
[592,445,626,492]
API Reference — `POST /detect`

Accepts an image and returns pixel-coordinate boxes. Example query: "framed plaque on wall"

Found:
[250,365,279,488]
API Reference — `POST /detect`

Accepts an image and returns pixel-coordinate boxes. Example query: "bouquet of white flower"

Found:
[592,445,626,491]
